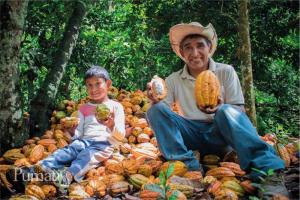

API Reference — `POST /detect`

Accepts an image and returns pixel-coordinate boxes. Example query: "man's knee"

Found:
[215,104,240,119]
[147,101,170,119]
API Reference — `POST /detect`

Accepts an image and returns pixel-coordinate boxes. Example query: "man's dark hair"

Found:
[84,65,110,81]
[180,34,211,49]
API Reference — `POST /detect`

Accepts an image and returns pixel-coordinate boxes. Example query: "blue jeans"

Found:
[40,139,112,182]
[146,102,284,178]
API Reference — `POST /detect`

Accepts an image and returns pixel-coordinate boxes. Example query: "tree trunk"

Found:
[29,1,86,136]
[0,0,29,154]
[237,0,257,127]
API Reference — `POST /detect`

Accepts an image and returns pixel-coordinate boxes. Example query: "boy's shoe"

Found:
[258,170,289,200]
[49,169,73,189]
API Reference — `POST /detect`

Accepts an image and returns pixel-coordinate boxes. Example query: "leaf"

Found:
[251,167,267,176]
[166,163,175,179]
[168,190,179,200]
[159,170,166,186]
[267,168,274,176]
[249,196,260,200]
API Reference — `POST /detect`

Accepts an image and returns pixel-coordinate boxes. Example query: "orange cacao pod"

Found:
[207,180,222,195]
[28,145,45,163]
[275,143,290,167]
[205,167,235,179]
[138,164,153,177]
[122,159,139,175]
[37,139,56,147]
[41,185,57,198]
[195,70,221,109]
[219,162,246,176]
[25,184,45,200]
[160,161,188,177]
[183,171,203,181]
[240,180,256,194]
[56,138,68,148]
[105,159,124,175]
[47,144,57,153]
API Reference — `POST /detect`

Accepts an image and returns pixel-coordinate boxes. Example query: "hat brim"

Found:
[169,23,217,61]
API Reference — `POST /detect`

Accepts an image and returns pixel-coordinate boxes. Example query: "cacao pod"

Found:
[205,167,235,179]
[128,174,149,189]
[122,159,140,175]
[137,133,150,143]
[25,185,45,200]
[214,188,238,200]
[160,161,188,177]
[275,143,290,167]
[194,70,221,109]
[203,154,220,165]
[110,181,130,196]
[138,164,153,177]
[221,180,245,196]
[95,104,110,121]
[41,185,56,198]
[28,145,45,164]
[240,180,256,194]
[166,189,187,200]
[105,159,124,175]
[3,149,25,163]
[219,162,246,176]
[183,171,203,181]
[9,195,39,200]
[168,183,194,198]
[150,75,167,100]
[37,139,56,147]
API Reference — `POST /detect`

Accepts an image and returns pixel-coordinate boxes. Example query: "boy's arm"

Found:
[70,110,84,140]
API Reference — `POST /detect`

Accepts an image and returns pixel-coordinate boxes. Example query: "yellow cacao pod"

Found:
[160,161,188,177]
[25,185,45,200]
[195,70,221,109]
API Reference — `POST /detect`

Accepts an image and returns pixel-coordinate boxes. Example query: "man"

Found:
[146,22,288,199]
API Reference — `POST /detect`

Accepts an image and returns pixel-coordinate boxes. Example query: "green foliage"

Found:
[18,0,299,138]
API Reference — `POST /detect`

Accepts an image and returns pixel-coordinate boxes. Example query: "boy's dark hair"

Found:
[84,65,110,82]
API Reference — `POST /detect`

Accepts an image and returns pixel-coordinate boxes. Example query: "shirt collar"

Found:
[180,58,216,80]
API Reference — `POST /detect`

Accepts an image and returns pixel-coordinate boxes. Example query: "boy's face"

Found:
[85,76,111,102]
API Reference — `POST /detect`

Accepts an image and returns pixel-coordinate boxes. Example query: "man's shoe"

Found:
[258,170,289,200]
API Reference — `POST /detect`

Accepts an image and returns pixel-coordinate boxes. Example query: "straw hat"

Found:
[169,22,217,60]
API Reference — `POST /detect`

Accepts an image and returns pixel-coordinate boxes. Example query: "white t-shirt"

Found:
[163,58,244,121]
[73,99,125,145]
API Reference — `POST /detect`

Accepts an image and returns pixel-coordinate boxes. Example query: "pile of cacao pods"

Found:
[1,86,299,200]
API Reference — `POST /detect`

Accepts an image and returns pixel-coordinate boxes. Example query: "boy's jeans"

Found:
[146,102,284,179]
[39,139,113,182]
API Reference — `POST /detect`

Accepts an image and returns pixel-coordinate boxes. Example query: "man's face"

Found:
[180,36,212,72]
[85,76,110,102]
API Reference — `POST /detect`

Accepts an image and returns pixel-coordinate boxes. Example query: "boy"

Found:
[22,66,125,186]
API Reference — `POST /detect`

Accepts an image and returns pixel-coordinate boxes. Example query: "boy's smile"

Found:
[85,76,111,103]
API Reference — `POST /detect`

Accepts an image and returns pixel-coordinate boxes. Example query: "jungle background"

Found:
[0,0,299,154]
